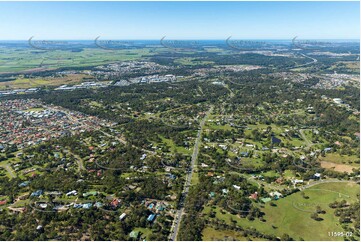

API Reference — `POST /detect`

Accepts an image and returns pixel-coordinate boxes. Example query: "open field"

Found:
[0,48,153,73]
[319,153,359,173]
[0,74,93,90]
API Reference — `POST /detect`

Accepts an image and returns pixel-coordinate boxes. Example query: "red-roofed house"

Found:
[110,198,120,208]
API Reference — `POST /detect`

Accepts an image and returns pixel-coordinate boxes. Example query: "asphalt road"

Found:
[169,106,213,241]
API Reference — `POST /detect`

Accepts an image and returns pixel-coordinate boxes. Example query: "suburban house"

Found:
[110,198,121,208]
[240,151,249,157]
[94,202,103,208]
[66,190,77,196]
[30,190,43,197]
[39,203,48,209]
[313,173,321,179]
[18,181,30,187]
[119,213,127,221]
[82,203,92,209]
[233,185,241,190]
[83,191,98,197]
[147,213,156,222]
[269,191,283,200]
[292,179,304,185]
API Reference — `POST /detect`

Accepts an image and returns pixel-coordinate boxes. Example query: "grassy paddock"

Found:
[202,182,359,241]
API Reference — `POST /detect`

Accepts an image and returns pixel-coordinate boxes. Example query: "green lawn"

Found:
[238,157,265,168]
[133,227,153,240]
[288,138,306,147]
[12,199,30,208]
[262,170,280,178]
[191,170,199,186]
[283,169,295,179]
[205,122,234,131]
[159,136,192,155]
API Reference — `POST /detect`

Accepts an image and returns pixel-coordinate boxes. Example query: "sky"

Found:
[0,1,359,40]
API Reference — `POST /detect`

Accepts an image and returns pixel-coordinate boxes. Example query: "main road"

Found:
[169,106,213,241]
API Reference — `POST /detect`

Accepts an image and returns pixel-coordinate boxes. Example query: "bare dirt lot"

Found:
[321,161,356,173]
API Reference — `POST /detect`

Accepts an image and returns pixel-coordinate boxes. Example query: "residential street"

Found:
[0,163,16,178]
